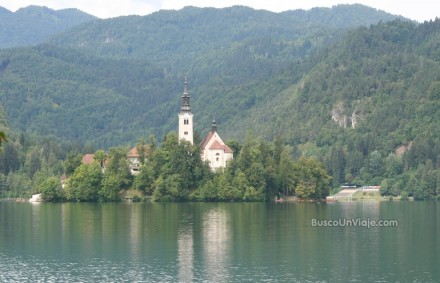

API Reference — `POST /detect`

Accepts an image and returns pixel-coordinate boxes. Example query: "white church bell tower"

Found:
[178,77,194,144]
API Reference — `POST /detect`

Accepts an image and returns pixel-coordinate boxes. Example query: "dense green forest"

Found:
[0,45,178,147]
[0,5,439,200]
[0,106,89,198]
[49,5,400,63]
[0,6,96,49]
[0,5,402,147]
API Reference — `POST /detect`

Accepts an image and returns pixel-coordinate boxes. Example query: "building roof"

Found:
[128,146,139,158]
[82,154,95,165]
[209,140,233,153]
[200,131,214,150]
[128,145,150,158]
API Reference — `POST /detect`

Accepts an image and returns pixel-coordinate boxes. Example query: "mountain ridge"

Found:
[0,5,96,49]
[1,5,439,196]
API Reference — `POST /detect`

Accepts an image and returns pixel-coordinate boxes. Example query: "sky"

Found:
[0,0,438,22]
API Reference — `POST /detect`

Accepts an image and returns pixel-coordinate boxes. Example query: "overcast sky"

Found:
[0,0,438,22]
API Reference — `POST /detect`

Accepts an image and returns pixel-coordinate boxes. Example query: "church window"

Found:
[184,131,188,135]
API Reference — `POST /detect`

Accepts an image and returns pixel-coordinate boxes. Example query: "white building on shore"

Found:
[177,78,233,170]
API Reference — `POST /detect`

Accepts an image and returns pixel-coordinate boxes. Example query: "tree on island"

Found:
[0,131,6,149]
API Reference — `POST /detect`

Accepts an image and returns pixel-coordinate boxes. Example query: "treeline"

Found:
[318,136,440,200]
[38,132,331,202]
[49,5,398,63]
[0,132,91,198]
[1,12,439,201]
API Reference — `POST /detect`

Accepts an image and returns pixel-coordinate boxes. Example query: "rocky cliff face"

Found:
[331,101,362,129]
[331,101,348,128]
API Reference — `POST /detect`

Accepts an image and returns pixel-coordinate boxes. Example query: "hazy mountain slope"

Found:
[227,19,440,191]
[0,6,439,196]
[48,5,401,67]
[231,20,440,145]
[0,5,404,147]
[0,45,181,147]
[0,5,96,49]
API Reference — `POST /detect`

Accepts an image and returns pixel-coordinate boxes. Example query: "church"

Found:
[178,78,233,170]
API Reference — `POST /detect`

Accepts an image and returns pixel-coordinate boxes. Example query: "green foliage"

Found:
[400,191,409,200]
[0,6,439,200]
[150,132,212,201]
[105,148,132,188]
[190,136,330,201]
[0,131,6,148]
[94,150,107,169]
[0,5,402,149]
[40,176,63,202]
[66,163,102,201]
[0,141,19,173]
[100,174,122,201]
[64,152,82,176]
[50,5,398,62]
[294,158,332,200]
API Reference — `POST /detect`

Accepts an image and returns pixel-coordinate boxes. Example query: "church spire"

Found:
[181,76,191,112]
[211,119,217,133]
[178,76,194,144]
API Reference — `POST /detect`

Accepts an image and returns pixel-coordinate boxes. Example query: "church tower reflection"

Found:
[178,224,194,282]
[202,208,231,281]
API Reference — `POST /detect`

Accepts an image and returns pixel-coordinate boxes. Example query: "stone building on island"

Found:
[80,78,233,174]
[177,78,233,170]
[200,119,234,171]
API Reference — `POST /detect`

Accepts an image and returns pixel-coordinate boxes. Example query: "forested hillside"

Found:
[239,19,440,198]
[0,5,401,146]
[1,5,439,199]
[0,45,180,147]
[0,6,96,48]
[49,5,399,63]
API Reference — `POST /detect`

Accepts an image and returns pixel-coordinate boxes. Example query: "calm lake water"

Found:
[0,201,438,282]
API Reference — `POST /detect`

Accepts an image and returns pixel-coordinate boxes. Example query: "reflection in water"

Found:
[0,202,438,282]
[202,208,231,282]
[129,204,141,261]
[330,201,382,278]
[30,202,41,237]
[178,225,194,282]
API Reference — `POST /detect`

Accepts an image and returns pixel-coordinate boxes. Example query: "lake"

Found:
[0,201,438,282]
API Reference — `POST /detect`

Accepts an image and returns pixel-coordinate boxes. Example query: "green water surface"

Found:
[0,201,438,282]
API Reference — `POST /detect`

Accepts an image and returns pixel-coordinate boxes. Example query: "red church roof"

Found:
[209,140,233,153]
[200,131,214,150]
[82,154,95,165]
[128,147,139,158]
[128,145,150,158]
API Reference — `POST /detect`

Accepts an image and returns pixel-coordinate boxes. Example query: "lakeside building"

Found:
[177,78,233,170]
[79,78,233,174]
